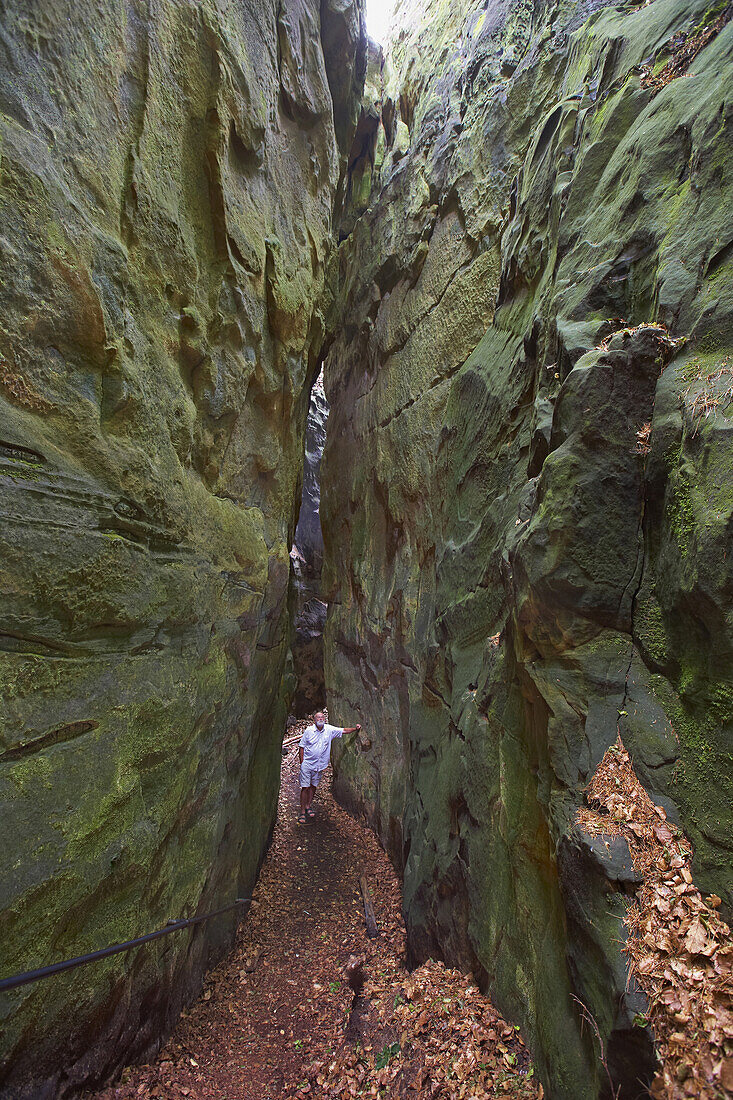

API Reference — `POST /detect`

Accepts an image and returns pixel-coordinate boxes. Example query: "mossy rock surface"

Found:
[323,1,733,1096]
[0,0,366,1095]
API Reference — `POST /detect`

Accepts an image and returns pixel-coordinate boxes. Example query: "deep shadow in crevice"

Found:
[290,371,329,716]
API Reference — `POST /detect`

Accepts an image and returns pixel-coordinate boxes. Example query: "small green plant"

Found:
[329,980,341,993]
[393,993,404,1008]
[375,1042,400,1070]
[633,1013,649,1028]
[294,1038,303,1051]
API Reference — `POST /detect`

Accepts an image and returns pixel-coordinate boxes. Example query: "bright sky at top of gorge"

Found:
[366,0,394,42]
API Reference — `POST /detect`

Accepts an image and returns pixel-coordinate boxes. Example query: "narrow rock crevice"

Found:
[290,371,329,716]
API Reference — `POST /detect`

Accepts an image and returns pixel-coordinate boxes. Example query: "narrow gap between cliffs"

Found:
[289,369,329,720]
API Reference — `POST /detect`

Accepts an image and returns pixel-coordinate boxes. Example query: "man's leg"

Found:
[305,771,321,816]
[299,765,310,821]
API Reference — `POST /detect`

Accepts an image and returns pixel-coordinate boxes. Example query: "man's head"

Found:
[314,711,325,730]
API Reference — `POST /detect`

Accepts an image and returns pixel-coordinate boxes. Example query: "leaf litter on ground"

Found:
[91,714,540,1100]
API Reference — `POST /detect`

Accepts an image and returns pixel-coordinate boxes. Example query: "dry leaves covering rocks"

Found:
[93,717,539,1100]
[578,737,733,1098]
[640,6,732,94]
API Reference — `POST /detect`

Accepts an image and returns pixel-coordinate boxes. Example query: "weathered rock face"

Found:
[291,377,329,714]
[0,1,364,1095]
[322,0,733,1095]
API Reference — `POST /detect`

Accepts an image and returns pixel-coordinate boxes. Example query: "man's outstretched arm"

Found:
[332,723,361,740]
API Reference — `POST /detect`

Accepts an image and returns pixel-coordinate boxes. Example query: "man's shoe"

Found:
[305,807,316,819]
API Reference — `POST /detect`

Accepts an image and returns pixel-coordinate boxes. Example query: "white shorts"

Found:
[300,765,323,789]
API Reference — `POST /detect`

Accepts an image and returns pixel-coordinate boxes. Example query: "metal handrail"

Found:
[0,897,251,993]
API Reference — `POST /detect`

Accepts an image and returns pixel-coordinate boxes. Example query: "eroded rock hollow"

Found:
[1,0,732,1096]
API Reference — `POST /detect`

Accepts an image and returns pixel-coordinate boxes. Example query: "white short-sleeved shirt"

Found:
[299,722,344,772]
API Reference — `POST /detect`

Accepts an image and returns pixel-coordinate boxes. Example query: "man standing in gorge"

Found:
[298,711,361,823]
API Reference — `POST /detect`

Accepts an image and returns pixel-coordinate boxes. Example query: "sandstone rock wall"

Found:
[0,1,364,1095]
[322,1,733,1095]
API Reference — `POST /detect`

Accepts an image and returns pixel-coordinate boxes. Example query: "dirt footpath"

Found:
[93,743,539,1099]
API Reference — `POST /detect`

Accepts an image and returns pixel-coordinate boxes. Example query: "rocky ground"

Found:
[91,725,539,1099]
